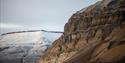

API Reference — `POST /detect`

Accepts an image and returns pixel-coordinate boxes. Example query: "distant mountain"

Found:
[0,30,62,63]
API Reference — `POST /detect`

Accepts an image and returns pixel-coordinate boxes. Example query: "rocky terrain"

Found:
[0,30,62,63]
[38,0,125,63]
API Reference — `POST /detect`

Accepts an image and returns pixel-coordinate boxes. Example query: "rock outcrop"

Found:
[38,0,125,63]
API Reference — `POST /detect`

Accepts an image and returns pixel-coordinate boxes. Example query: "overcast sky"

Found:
[0,0,100,34]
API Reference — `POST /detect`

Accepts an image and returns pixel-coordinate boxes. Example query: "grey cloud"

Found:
[0,0,98,34]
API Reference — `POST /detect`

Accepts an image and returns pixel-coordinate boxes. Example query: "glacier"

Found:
[0,31,62,63]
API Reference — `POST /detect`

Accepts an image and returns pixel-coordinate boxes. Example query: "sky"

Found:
[0,0,100,34]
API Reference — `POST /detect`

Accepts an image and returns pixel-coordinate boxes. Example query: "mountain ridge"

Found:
[1,30,63,36]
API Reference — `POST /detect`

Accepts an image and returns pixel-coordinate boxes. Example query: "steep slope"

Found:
[39,0,125,63]
[0,30,62,63]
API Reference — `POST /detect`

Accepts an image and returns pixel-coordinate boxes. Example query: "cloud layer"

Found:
[0,23,24,29]
[0,0,99,34]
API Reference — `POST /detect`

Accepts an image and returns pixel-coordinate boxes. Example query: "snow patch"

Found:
[0,31,62,63]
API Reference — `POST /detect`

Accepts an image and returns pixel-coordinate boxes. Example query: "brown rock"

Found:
[38,0,125,63]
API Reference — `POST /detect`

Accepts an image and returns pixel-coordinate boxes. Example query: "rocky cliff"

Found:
[38,0,125,63]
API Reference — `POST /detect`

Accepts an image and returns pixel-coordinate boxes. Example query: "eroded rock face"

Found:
[38,0,125,63]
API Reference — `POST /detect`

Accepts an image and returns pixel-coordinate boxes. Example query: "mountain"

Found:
[38,0,125,63]
[0,30,62,63]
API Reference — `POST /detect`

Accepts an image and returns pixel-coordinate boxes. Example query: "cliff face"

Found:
[39,0,125,63]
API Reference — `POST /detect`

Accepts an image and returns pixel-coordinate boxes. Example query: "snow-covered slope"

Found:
[0,31,62,63]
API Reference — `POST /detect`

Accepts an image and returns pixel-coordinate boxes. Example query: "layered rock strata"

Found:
[39,0,125,63]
